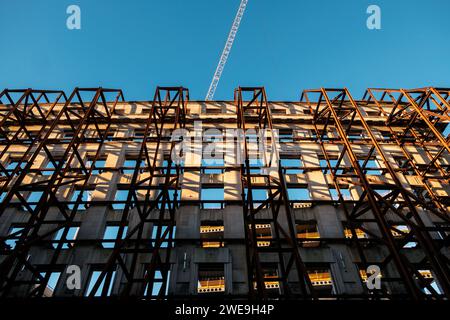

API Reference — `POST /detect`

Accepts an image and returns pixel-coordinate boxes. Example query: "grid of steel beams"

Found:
[88,87,189,298]
[0,86,449,300]
[301,87,450,300]
[0,88,124,297]
[236,87,314,299]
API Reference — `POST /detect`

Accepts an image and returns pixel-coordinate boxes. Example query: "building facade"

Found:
[0,86,449,300]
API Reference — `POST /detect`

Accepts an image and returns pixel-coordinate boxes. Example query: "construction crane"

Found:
[205,0,248,101]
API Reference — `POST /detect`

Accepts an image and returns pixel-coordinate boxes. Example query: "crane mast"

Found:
[205,0,248,101]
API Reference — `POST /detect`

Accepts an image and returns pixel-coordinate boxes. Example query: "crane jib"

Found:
[205,0,249,101]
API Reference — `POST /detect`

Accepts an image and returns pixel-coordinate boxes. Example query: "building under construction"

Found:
[0,86,449,300]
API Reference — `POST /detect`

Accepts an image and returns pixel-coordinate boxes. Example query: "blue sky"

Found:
[1,0,449,101]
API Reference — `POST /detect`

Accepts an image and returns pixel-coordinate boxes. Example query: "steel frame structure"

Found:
[363,88,450,192]
[0,86,448,300]
[0,89,67,194]
[0,87,124,297]
[301,87,450,300]
[235,87,315,299]
[87,87,188,298]
[363,87,450,294]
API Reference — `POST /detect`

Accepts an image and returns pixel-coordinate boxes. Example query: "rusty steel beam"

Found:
[0,88,124,297]
[87,86,188,299]
[302,87,450,300]
[236,87,315,299]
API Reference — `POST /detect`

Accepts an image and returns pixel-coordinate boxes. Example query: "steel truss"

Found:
[87,87,188,299]
[0,88,124,297]
[235,87,315,299]
[0,89,67,194]
[364,88,450,195]
[302,87,450,300]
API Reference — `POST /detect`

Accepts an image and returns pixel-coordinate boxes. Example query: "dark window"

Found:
[255,264,280,294]
[390,224,417,248]
[307,267,334,295]
[296,221,320,247]
[271,108,286,114]
[197,264,225,294]
[279,129,294,142]
[253,224,272,247]
[205,107,222,114]
[200,220,224,248]
[417,270,443,295]
[342,222,368,239]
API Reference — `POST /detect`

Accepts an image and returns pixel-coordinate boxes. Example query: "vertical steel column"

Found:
[0,88,124,297]
[88,87,188,299]
[302,88,450,300]
[236,87,314,299]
